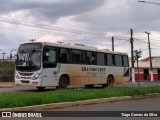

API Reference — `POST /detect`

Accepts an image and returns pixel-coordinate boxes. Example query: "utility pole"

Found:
[2,52,6,61]
[29,39,36,42]
[131,29,134,68]
[112,36,114,51]
[145,31,153,81]
[130,29,135,82]
[138,1,160,81]
[134,49,142,87]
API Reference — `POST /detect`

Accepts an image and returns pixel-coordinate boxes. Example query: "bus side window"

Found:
[105,54,107,65]
[43,49,48,62]
[107,54,115,66]
[106,54,111,66]
[97,53,105,65]
[115,55,122,66]
[85,51,96,64]
[91,52,95,64]
[123,55,129,67]
[86,51,92,64]
[59,48,69,63]
[43,48,57,68]
[71,49,83,64]
[112,54,115,66]
[82,51,87,64]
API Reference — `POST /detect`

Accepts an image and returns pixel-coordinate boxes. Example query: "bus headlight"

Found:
[15,73,20,79]
[32,73,41,80]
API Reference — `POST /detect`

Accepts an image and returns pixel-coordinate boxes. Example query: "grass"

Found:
[0,86,160,108]
[0,62,15,82]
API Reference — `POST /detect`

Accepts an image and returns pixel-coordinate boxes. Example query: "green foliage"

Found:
[0,62,15,82]
[0,86,160,108]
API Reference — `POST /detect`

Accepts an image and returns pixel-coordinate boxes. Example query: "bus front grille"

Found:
[21,80,30,84]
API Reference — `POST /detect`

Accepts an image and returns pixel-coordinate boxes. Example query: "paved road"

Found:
[1,81,160,93]
[51,96,160,111]
[43,97,160,120]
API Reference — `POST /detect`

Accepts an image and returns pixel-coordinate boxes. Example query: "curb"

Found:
[0,85,14,88]
[0,93,160,111]
[0,82,14,88]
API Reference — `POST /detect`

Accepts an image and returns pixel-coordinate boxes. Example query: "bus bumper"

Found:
[15,78,41,86]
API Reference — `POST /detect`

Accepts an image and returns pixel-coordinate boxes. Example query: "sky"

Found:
[1,0,160,59]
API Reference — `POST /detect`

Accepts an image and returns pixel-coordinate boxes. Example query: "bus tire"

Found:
[107,76,114,87]
[58,76,68,89]
[36,87,45,91]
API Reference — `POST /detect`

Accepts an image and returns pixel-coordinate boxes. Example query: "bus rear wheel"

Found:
[107,76,114,87]
[58,76,68,89]
[102,76,114,88]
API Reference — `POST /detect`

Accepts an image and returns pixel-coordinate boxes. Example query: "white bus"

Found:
[15,42,130,90]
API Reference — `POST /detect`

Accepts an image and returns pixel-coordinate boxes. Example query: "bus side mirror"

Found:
[14,53,18,60]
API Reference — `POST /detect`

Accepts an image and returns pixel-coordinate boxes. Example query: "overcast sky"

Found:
[1,0,160,59]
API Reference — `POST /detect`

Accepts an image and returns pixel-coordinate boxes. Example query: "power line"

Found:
[2,2,142,46]
[134,38,160,47]
[0,1,130,33]
[0,17,109,39]
[0,16,135,47]
[0,20,132,52]
[0,2,139,31]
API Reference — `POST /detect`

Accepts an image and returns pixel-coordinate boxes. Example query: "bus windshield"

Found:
[16,50,41,71]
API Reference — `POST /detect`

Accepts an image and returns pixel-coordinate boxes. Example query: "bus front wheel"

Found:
[58,76,68,89]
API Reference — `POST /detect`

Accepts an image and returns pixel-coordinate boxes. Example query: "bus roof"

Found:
[21,42,128,56]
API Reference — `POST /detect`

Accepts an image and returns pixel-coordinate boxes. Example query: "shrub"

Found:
[0,62,15,82]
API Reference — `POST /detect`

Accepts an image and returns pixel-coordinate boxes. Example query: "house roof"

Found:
[130,57,160,68]
[141,57,160,62]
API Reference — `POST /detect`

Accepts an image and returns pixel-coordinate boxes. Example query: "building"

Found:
[131,57,160,81]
